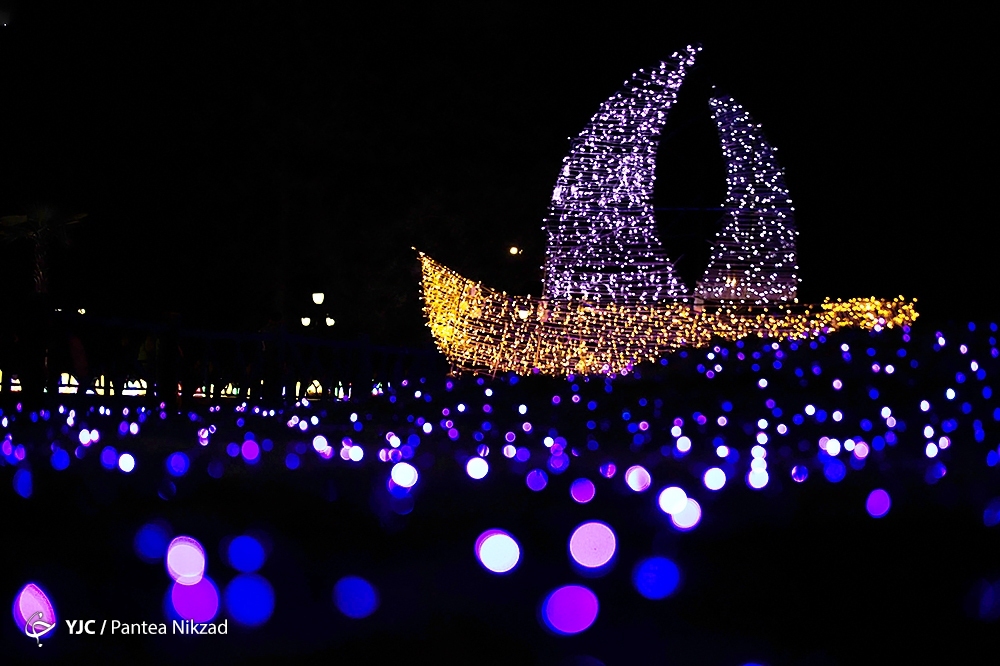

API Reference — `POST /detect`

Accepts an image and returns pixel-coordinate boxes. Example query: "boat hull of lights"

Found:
[418,253,918,377]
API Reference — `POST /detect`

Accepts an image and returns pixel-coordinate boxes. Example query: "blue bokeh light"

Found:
[134,522,172,563]
[224,574,275,626]
[13,469,32,498]
[632,556,680,599]
[228,535,266,573]
[334,576,379,619]
[167,452,190,477]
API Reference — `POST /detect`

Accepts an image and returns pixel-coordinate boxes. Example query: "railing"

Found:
[0,312,445,401]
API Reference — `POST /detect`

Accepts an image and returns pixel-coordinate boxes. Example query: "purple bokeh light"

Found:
[570,478,596,503]
[166,536,206,585]
[866,489,891,518]
[169,576,219,623]
[541,585,599,635]
[569,521,616,569]
[526,469,548,491]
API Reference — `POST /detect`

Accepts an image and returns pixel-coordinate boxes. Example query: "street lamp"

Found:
[312,292,325,306]
[301,317,311,327]
[325,316,335,327]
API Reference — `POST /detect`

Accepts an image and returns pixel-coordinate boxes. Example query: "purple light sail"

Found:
[541,585,599,635]
[543,46,700,304]
[696,96,797,304]
[166,536,206,585]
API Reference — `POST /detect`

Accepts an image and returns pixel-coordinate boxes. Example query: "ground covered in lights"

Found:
[5,322,1000,664]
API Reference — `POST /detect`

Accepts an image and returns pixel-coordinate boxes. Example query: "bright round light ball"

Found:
[391,462,418,488]
[670,499,702,531]
[466,457,489,480]
[118,453,135,473]
[703,467,726,491]
[658,486,687,515]
[166,536,206,585]
[625,465,651,492]
[475,529,520,574]
[568,521,616,569]
[541,585,598,635]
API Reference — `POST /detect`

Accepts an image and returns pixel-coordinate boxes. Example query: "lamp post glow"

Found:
[311,292,325,305]
[325,316,335,327]
[300,317,311,327]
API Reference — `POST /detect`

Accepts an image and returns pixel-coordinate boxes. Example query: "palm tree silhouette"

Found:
[0,205,87,294]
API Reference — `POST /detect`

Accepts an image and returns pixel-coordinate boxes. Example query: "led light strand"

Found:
[419,252,917,377]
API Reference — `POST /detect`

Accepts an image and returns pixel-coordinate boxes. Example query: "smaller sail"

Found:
[696,96,798,304]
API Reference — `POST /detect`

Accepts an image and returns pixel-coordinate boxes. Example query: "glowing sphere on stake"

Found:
[166,536,206,585]
[569,521,617,569]
[475,529,521,574]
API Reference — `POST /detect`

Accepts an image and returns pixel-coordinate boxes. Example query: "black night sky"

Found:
[0,4,990,341]
[4,6,1000,665]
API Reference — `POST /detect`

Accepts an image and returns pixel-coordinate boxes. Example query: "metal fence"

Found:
[0,311,445,401]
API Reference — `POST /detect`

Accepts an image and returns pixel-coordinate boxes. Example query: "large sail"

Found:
[542,45,699,304]
[696,95,798,304]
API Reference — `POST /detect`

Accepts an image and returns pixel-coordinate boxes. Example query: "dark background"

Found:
[0,3,990,343]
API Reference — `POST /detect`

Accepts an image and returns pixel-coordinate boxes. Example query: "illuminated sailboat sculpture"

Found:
[418,45,917,376]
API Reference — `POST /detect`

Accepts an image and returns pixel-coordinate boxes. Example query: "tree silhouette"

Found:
[0,205,87,295]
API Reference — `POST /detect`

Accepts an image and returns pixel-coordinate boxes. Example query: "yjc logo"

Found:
[24,610,56,647]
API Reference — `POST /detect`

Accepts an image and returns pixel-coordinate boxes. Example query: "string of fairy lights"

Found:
[419,253,917,376]
[696,96,798,304]
[542,45,700,305]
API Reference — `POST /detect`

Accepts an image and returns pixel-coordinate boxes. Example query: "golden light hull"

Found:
[418,253,918,376]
